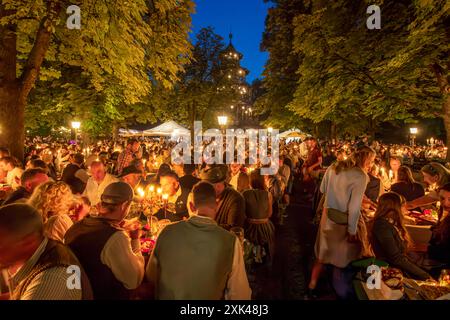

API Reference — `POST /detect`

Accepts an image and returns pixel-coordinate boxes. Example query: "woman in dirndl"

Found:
[242,168,275,260]
[307,146,376,299]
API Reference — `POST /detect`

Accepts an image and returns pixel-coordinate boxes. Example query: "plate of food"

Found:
[381,267,404,290]
[417,282,450,300]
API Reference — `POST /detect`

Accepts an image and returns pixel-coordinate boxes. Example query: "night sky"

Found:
[191,0,272,83]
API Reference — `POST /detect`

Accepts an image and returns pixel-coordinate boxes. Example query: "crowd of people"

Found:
[0,134,449,300]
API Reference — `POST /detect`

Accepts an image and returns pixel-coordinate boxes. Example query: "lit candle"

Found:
[157,188,162,196]
[389,170,394,180]
[380,167,385,176]
[162,194,169,201]
[137,187,145,198]
[149,185,155,193]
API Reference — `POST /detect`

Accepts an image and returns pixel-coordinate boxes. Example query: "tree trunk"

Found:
[431,63,450,161]
[330,121,337,143]
[0,4,22,161]
[112,122,120,141]
[314,124,320,138]
[0,1,61,162]
[443,95,450,161]
[190,100,196,149]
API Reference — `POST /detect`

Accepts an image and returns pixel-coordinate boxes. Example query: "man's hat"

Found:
[117,165,142,178]
[101,182,134,205]
[199,164,228,184]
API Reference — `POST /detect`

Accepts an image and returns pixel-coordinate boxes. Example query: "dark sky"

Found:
[191,0,271,83]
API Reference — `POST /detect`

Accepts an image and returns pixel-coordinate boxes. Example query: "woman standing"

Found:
[308,146,375,299]
[242,169,275,259]
[28,181,75,242]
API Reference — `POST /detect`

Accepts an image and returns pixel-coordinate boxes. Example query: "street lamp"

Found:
[410,127,418,146]
[218,115,228,134]
[71,121,81,144]
[71,121,81,130]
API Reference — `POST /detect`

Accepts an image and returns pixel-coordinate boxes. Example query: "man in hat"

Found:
[200,164,245,230]
[146,181,251,300]
[118,165,144,191]
[65,182,144,300]
[0,203,92,300]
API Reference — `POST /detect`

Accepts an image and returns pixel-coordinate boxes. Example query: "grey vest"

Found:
[154,216,236,300]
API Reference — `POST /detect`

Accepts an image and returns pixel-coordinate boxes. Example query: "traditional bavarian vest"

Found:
[154,216,236,300]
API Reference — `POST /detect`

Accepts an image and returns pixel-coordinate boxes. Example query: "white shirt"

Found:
[83,174,118,206]
[45,214,74,243]
[7,167,23,190]
[320,166,369,235]
[100,231,144,290]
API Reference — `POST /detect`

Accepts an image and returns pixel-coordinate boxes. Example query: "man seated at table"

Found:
[0,203,92,300]
[2,168,48,206]
[428,183,450,269]
[0,157,23,190]
[83,161,118,206]
[199,164,245,230]
[118,165,145,191]
[65,182,144,300]
[155,170,190,222]
[179,163,200,191]
[146,181,251,300]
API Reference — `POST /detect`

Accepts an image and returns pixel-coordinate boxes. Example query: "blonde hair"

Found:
[28,181,74,222]
[334,146,375,175]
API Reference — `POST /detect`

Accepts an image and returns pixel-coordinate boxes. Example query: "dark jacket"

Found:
[179,175,200,191]
[391,182,425,202]
[428,215,450,266]
[155,187,190,222]
[365,174,381,203]
[372,218,430,280]
[2,187,30,205]
[215,187,246,230]
[64,217,131,300]
[61,163,86,195]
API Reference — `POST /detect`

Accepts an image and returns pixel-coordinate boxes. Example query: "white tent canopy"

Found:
[118,128,142,137]
[278,129,310,140]
[142,121,190,137]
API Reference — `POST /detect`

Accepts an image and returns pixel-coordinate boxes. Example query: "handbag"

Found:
[327,207,349,225]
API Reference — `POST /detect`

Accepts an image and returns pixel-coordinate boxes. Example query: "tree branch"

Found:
[18,0,62,101]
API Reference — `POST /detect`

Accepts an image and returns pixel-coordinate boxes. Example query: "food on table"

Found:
[140,238,156,254]
[418,283,450,300]
[408,210,438,225]
[381,267,403,290]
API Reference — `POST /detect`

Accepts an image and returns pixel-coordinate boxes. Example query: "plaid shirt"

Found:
[117,148,137,175]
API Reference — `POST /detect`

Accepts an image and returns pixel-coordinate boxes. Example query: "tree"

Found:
[255,0,308,130]
[382,0,449,157]
[0,0,193,160]
[258,0,447,141]
[158,27,238,143]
